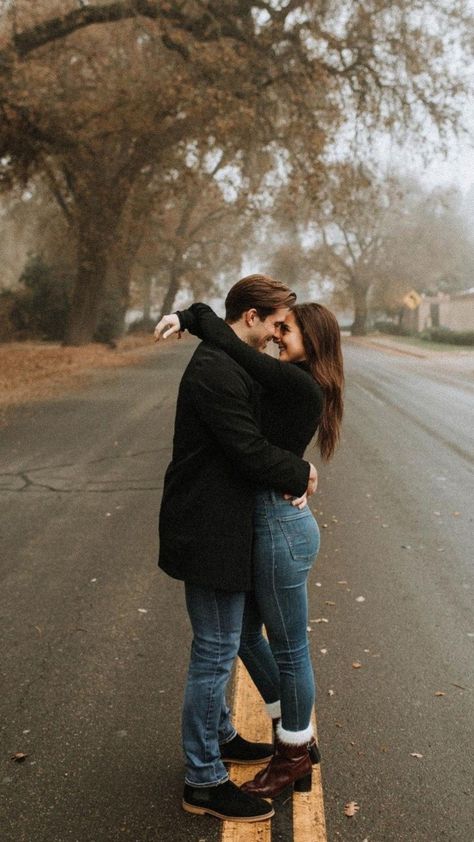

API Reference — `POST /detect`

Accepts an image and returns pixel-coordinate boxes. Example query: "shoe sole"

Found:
[182,800,274,821]
[221,754,273,765]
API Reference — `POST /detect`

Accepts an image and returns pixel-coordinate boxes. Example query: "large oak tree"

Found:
[0,1,471,342]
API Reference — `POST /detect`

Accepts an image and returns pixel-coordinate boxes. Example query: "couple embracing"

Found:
[154,274,344,823]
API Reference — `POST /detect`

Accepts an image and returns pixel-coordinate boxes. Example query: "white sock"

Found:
[276,721,313,745]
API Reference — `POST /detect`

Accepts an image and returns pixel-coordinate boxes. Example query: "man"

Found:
[155,275,317,822]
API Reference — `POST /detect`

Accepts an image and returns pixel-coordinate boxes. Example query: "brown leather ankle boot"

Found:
[241,737,314,798]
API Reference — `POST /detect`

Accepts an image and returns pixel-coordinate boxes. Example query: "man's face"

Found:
[247,307,290,351]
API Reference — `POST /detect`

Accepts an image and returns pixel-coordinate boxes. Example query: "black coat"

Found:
[158,342,310,591]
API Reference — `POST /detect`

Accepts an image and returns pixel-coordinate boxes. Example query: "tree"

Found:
[0,1,471,341]
[130,147,253,318]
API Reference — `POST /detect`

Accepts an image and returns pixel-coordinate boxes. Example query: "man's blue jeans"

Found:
[182,583,244,786]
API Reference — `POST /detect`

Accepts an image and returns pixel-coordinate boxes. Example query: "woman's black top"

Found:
[178,303,324,458]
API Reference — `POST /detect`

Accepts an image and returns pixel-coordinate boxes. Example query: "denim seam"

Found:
[270,512,301,730]
[201,590,222,779]
[184,771,229,788]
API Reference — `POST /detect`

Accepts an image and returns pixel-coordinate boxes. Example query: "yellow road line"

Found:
[292,713,327,841]
[221,658,272,842]
[221,658,328,842]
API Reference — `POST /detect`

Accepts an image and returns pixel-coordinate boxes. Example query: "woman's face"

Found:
[275,311,306,362]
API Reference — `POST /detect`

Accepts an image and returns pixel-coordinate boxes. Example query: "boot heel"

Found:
[308,742,321,765]
[294,773,312,793]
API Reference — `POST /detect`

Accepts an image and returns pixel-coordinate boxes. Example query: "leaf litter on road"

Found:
[344,801,360,817]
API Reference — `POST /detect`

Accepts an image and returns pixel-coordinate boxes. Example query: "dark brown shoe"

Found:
[241,738,315,798]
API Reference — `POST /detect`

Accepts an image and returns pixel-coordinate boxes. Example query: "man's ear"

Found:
[244,308,259,326]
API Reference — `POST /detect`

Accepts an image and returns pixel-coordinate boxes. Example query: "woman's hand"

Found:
[154,314,181,342]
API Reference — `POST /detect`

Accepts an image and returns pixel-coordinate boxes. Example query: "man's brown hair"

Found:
[225,274,296,323]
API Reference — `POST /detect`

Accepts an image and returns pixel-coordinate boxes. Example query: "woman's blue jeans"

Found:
[181,492,319,785]
[239,490,320,732]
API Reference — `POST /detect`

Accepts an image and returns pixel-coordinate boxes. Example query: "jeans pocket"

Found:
[278,512,320,561]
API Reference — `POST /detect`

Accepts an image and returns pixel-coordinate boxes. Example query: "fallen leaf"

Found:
[314,617,329,623]
[355,596,366,602]
[352,661,362,669]
[337,580,348,585]
[320,648,328,654]
[433,511,441,516]
[344,800,360,817]
[322,523,328,528]
[138,608,148,614]
[410,752,423,759]
[325,600,336,606]
[328,689,335,697]
[307,625,312,632]
[11,752,28,762]
[315,582,322,587]
[452,511,460,517]
[434,691,446,697]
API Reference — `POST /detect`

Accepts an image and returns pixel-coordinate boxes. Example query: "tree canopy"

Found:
[0,1,471,341]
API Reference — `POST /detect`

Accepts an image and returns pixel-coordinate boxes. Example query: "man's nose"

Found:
[272,327,282,342]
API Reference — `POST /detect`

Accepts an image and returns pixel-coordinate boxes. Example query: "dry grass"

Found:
[0,333,156,409]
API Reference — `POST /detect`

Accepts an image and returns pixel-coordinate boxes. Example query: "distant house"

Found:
[401,289,474,333]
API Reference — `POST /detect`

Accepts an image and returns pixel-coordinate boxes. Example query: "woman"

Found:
[157,301,344,797]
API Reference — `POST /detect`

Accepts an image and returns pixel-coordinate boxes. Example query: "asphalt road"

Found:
[0,337,473,842]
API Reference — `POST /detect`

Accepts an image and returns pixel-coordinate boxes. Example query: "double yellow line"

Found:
[221,659,327,842]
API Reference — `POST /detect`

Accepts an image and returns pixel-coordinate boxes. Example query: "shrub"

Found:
[374,320,412,336]
[127,316,156,334]
[420,327,474,346]
[8,255,72,341]
[0,291,19,341]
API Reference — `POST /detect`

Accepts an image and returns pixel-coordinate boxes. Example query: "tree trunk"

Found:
[160,265,182,318]
[351,284,369,336]
[143,274,153,321]
[95,252,133,343]
[64,200,124,345]
[64,229,109,345]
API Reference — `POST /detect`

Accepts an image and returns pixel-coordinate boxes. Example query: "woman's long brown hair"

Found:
[292,303,344,461]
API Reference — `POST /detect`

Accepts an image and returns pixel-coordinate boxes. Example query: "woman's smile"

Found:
[275,311,306,363]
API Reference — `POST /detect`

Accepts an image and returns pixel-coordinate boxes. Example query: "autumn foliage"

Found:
[0,1,471,342]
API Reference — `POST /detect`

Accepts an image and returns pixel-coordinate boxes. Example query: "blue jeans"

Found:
[181,493,319,784]
[238,490,320,732]
[182,583,244,786]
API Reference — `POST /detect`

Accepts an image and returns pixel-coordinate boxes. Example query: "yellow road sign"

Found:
[403,289,422,310]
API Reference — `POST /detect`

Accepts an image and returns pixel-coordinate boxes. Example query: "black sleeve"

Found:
[178,303,315,396]
[188,355,310,497]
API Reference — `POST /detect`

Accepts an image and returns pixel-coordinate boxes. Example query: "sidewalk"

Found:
[345,334,474,371]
